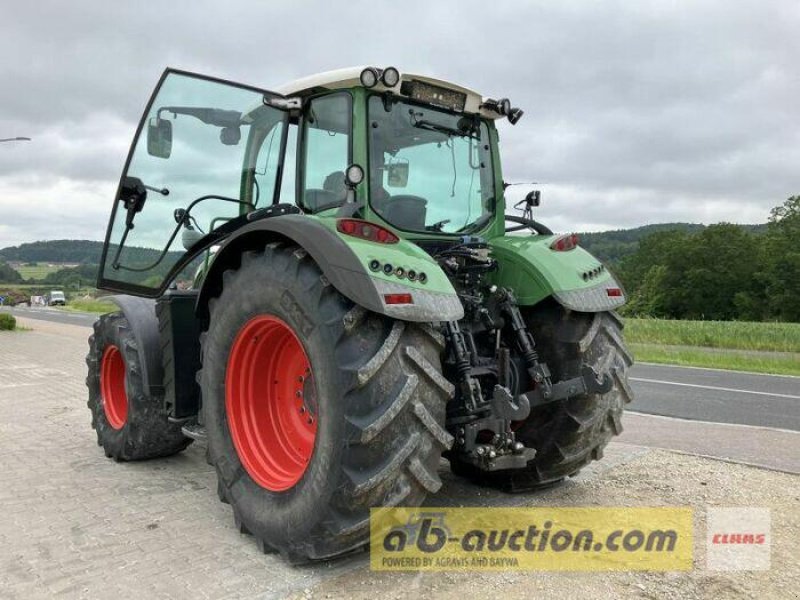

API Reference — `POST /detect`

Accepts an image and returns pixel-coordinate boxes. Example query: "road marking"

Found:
[630,377,800,400]
[627,411,800,435]
[636,361,800,380]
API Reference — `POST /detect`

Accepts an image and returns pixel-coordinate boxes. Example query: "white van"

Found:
[46,290,66,306]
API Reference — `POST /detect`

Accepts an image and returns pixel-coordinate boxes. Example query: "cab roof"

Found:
[276,66,501,119]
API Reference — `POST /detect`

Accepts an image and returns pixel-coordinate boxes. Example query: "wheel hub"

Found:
[100,345,128,430]
[226,315,317,492]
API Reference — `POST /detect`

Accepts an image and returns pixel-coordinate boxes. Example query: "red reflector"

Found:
[336,219,399,244]
[550,233,579,252]
[606,288,623,297]
[383,293,414,305]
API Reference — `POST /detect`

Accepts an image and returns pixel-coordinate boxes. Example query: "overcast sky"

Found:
[0,0,797,248]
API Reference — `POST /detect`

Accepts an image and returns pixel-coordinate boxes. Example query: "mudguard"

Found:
[196,214,464,323]
[488,234,626,312]
[105,295,163,397]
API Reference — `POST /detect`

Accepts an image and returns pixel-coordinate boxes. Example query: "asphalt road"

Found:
[1,305,99,327]
[4,305,798,432]
[630,363,799,431]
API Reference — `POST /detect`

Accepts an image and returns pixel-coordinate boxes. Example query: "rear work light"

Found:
[336,219,399,244]
[384,293,414,305]
[550,233,579,252]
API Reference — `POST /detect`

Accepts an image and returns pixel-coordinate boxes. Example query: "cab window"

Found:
[301,93,351,212]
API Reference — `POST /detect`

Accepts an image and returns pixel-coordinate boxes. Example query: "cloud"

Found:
[0,0,798,248]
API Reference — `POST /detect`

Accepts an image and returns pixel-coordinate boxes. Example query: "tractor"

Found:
[86,66,633,563]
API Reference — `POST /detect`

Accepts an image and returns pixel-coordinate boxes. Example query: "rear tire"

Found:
[200,243,453,562]
[450,305,633,491]
[86,312,192,461]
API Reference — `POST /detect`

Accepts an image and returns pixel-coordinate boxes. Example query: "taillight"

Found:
[336,219,399,244]
[606,288,623,297]
[550,233,579,252]
[383,293,414,305]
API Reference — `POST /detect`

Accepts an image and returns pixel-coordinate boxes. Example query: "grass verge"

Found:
[631,343,800,377]
[625,318,800,353]
[60,298,116,314]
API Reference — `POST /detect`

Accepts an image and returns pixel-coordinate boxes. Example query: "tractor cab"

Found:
[98,67,520,295]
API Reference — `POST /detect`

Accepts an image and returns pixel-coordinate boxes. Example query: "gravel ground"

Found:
[292,451,799,600]
[4,317,798,599]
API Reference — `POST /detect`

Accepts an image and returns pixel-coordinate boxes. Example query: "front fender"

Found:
[105,295,163,397]
[196,215,463,323]
[488,234,626,312]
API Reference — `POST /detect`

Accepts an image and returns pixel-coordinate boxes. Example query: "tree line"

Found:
[1,197,797,322]
[616,196,799,322]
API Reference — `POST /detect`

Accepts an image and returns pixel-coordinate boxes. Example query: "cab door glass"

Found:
[100,71,286,291]
[301,93,351,212]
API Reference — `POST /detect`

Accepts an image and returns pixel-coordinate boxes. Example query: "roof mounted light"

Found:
[481,97,509,115]
[360,67,380,88]
[381,66,400,87]
[497,98,511,116]
[508,107,524,125]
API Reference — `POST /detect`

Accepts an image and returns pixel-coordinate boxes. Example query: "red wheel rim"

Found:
[100,345,128,430]
[226,315,317,492]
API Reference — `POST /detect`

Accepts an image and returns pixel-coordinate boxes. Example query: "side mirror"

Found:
[525,190,541,207]
[387,161,409,188]
[220,126,241,146]
[147,117,172,159]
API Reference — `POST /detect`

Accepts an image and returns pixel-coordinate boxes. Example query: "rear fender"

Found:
[196,215,463,322]
[488,234,626,312]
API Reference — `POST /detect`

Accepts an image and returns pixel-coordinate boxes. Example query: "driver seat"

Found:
[381,195,427,231]
[304,170,346,212]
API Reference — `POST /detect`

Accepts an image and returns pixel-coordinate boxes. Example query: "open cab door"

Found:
[98,69,292,296]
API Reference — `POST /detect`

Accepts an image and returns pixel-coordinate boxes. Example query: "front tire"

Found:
[86,312,192,460]
[200,243,453,562]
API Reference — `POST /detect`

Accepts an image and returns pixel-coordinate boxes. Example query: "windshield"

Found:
[368,96,495,234]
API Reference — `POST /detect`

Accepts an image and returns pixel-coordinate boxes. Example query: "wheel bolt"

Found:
[295,390,302,397]
[307,416,314,424]
[299,406,306,414]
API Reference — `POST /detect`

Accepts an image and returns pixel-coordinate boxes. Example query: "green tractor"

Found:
[87,66,633,562]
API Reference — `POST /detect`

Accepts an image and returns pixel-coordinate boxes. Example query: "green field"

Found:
[12,263,65,280]
[625,318,800,376]
[59,298,116,314]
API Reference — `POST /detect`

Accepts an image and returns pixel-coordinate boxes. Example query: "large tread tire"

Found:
[86,312,192,461]
[450,304,633,491]
[200,243,453,563]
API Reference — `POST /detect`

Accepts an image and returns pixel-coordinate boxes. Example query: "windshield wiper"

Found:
[412,119,477,140]
[425,219,451,232]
